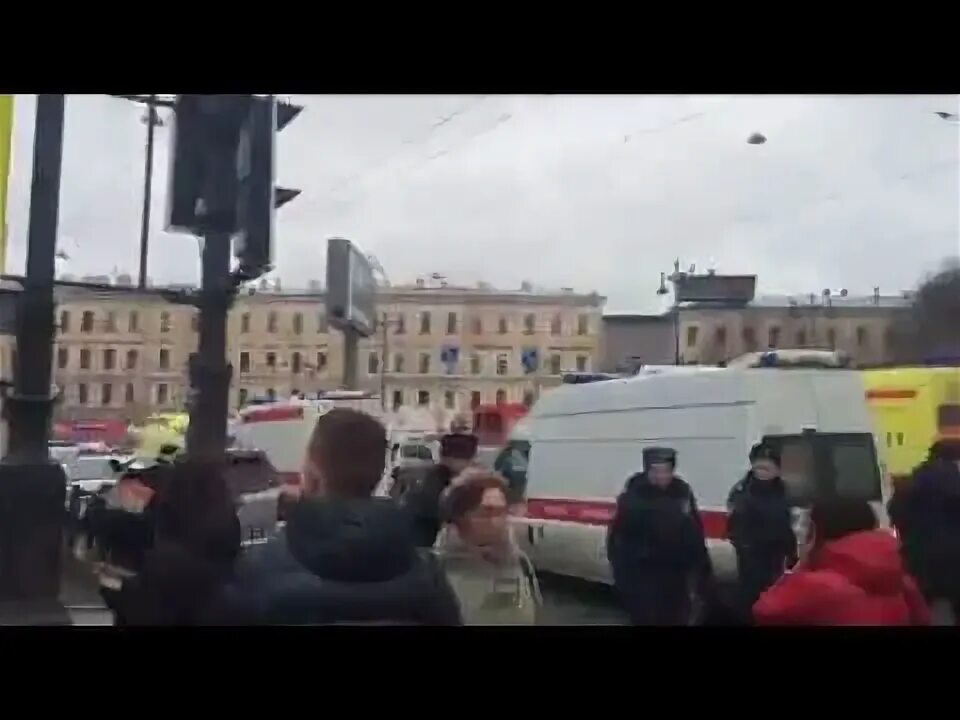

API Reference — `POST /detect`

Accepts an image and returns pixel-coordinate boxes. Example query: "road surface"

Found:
[537,573,628,625]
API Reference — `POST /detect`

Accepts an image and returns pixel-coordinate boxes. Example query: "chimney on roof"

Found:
[520,280,533,292]
[840,288,848,297]
[416,278,425,289]
[873,286,880,305]
[308,279,322,292]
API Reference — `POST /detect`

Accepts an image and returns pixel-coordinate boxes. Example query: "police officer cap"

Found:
[750,443,781,466]
[643,446,677,468]
[440,432,479,460]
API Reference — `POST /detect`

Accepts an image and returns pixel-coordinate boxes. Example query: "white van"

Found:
[494,365,887,585]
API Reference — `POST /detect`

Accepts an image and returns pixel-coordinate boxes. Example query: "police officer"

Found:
[727,443,797,615]
[606,447,711,625]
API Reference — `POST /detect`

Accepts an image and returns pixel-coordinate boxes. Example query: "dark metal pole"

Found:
[379,312,388,408]
[0,95,69,611]
[343,328,358,390]
[674,307,681,365]
[137,97,157,290]
[5,94,65,462]
[185,233,233,460]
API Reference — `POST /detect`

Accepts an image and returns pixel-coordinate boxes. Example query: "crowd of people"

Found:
[81,406,960,626]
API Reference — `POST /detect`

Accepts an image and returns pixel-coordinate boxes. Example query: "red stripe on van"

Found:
[525,497,729,539]
[242,406,305,423]
[865,389,917,401]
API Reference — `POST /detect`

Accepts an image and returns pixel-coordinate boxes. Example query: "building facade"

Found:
[50,282,606,422]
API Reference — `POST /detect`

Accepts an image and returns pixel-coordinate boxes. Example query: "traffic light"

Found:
[234,96,302,280]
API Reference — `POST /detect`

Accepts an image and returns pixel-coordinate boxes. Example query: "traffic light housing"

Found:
[234,96,302,280]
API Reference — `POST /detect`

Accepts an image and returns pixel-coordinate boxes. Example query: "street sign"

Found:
[326,238,377,338]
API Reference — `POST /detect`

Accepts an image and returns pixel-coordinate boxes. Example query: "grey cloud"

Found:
[5,93,958,312]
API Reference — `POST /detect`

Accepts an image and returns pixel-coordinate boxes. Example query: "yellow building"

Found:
[51,279,606,422]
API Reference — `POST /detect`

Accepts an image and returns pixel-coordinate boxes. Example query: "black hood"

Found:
[285,497,419,583]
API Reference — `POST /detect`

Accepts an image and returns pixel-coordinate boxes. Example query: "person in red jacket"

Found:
[753,498,930,626]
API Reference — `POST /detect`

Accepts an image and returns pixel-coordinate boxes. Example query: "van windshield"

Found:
[765,432,881,505]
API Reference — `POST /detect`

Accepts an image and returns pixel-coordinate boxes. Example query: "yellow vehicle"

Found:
[863,366,960,482]
[133,413,189,459]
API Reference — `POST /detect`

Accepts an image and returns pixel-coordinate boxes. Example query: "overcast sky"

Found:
[5,94,959,312]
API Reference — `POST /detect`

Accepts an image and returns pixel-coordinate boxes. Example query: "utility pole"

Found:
[0,95,69,615]
[379,312,388,408]
[138,96,161,289]
[342,329,359,390]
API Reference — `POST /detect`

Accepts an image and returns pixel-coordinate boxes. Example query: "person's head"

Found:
[153,460,240,564]
[806,497,878,554]
[439,432,479,474]
[441,469,511,548]
[302,408,387,499]
[749,443,781,481]
[643,447,677,488]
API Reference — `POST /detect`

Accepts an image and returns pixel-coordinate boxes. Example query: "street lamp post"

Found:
[137,97,163,289]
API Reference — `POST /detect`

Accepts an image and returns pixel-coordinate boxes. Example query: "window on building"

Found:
[79,348,91,370]
[81,311,94,333]
[393,353,405,373]
[125,383,135,404]
[78,383,88,405]
[827,327,837,349]
[445,391,456,410]
[471,391,482,410]
[496,389,507,405]
[418,390,430,407]
[524,313,536,335]
[576,355,588,372]
[316,352,328,372]
[191,314,199,332]
[129,311,139,333]
[498,316,509,334]
[420,311,431,335]
[238,388,248,407]
[159,348,170,370]
[471,316,482,335]
[419,353,431,374]
[266,352,276,370]
[238,313,250,334]
[715,326,728,349]
[266,388,276,402]
[291,388,301,398]
[160,312,171,333]
[395,313,406,335]
[103,349,116,371]
[105,312,117,333]
[126,349,138,370]
[156,383,168,405]
[267,312,278,333]
[796,329,808,347]
[392,390,403,411]
[368,352,379,375]
[470,354,482,375]
[57,347,69,369]
[686,326,699,348]
[447,312,458,335]
[856,326,869,348]
[293,312,304,335]
[317,312,328,333]
[523,390,535,408]
[577,314,589,336]
[551,314,562,336]
[101,383,113,406]
[291,352,302,374]
[550,354,562,375]
[768,326,781,349]
[497,353,509,376]
[60,310,70,333]
[742,326,757,351]
[240,352,251,373]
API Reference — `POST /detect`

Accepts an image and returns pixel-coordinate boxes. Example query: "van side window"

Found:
[494,440,530,504]
[830,438,881,501]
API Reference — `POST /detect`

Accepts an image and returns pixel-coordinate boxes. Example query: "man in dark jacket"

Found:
[727,443,797,616]
[606,447,711,625]
[888,439,960,619]
[405,432,478,548]
[214,409,462,625]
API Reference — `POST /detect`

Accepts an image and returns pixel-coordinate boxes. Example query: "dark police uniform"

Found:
[726,444,797,615]
[606,447,711,625]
